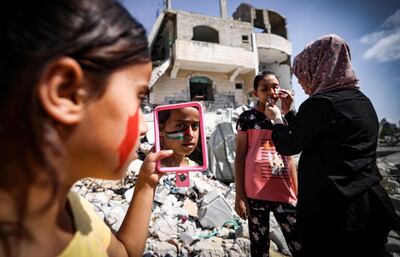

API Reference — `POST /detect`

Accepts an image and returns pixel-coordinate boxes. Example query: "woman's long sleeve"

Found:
[272,97,334,155]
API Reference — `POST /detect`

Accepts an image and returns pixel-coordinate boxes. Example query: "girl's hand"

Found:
[136,149,173,189]
[266,105,285,125]
[265,105,281,120]
[235,194,249,220]
[278,89,294,114]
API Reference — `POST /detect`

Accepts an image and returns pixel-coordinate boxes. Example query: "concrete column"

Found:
[165,0,171,9]
[219,0,228,18]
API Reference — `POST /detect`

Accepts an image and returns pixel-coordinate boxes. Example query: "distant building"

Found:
[380,118,399,131]
[148,0,292,111]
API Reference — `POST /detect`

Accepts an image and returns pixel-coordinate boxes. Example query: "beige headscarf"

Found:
[293,34,359,95]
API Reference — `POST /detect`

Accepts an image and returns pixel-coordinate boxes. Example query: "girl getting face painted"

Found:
[158,107,200,167]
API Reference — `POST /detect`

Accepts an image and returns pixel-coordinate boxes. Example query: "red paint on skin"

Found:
[116,110,139,171]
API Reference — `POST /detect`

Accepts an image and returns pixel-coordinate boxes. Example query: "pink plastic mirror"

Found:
[153,101,208,173]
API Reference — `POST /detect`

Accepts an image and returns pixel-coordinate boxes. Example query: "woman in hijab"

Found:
[265,34,399,257]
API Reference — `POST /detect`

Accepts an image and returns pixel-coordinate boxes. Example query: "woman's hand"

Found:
[278,89,294,115]
[136,149,174,189]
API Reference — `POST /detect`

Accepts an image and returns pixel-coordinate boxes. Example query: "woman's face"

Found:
[161,107,200,157]
[68,62,151,180]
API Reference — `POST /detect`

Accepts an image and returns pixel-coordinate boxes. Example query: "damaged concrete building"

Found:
[148,0,293,110]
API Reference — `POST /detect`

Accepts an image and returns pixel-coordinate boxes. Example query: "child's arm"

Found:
[235,132,248,219]
[287,156,298,195]
[107,150,173,257]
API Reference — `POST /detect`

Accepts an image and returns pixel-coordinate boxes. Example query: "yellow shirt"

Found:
[57,192,111,257]
[185,157,199,167]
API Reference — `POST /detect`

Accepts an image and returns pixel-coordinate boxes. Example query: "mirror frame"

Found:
[153,101,208,172]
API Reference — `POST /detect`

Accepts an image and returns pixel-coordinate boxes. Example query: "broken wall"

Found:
[175,10,253,51]
[258,62,291,92]
[151,70,249,109]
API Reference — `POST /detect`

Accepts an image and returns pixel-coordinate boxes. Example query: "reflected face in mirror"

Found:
[158,107,200,167]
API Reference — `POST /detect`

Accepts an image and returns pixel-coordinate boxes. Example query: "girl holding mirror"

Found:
[0,1,174,256]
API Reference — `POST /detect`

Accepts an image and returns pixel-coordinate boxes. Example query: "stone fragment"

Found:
[183,198,198,218]
[198,190,235,228]
[193,240,224,257]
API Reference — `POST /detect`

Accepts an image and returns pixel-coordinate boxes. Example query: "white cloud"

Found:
[361,9,400,62]
[383,9,400,28]
[360,30,389,45]
[363,28,400,61]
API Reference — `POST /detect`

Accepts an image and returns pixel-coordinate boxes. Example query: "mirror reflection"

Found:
[157,106,204,168]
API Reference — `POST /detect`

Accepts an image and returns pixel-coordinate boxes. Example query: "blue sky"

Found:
[123,0,400,124]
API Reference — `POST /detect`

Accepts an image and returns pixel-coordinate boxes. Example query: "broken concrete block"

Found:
[166,238,181,254]
[198,190,235,228]
[233,238,251,256]
[228,245,248,257]
[178,221,198,247]
[180,231,197,245]
[222,238,235,251]
[192,175,213,195]
[217,227,232,239]
[235,221,249,239]
[183,198,198,218]
[127,159,143,176]
[154,185,170,204]
[160,194,180,212]
[208,122,236,184]
[150,216,178,241]
[105,205,126,231]
[177,219,197,234]
[210,236,224,245]
[169,207,188,218]
[193,240,224,257]
[148,241,177,256]
[224,183,236,206]
[124,188,134,202]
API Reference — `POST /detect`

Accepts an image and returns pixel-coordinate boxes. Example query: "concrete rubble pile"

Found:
[204,105,249,185]
[71,106,400,256]
[70,152,400,257]
[378,152,400,256]
[72,159,290,257]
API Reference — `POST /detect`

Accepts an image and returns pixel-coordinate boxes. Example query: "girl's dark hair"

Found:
[253,70,279,90]
[0,0,150,255]
[158,110,171,129]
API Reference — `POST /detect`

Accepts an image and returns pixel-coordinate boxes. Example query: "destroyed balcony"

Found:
[170,39,256,79]
[255,33,291,63]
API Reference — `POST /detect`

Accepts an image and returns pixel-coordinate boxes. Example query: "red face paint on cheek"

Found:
[116,111,139,171]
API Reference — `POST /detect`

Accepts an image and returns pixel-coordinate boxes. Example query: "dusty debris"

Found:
[71,140,400,257]
[72,165,292,256]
